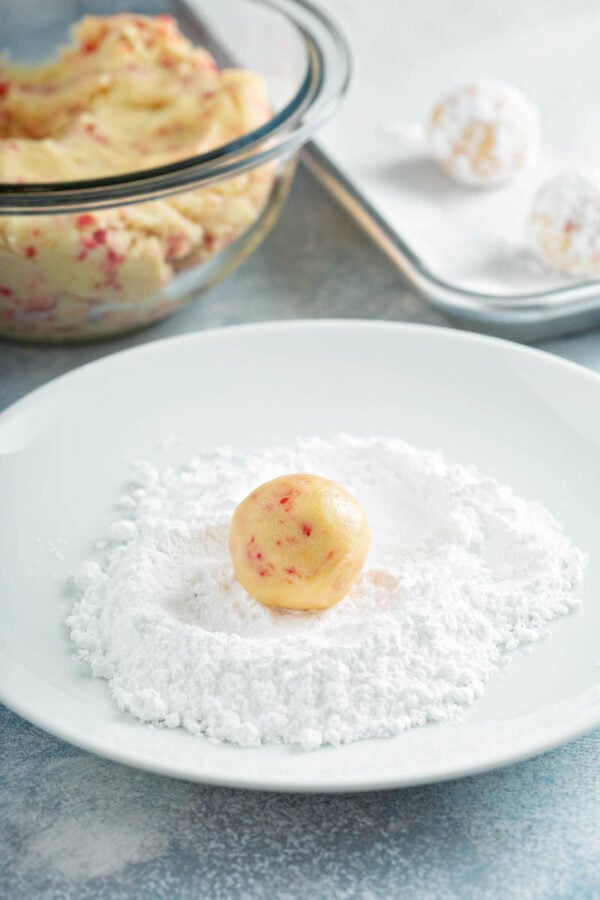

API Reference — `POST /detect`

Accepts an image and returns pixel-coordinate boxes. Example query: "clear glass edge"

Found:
[0,0,352,212]
[303,144,600,336]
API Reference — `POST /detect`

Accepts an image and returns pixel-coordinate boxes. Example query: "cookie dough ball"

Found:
[229,474,370,611]
[529,172,600,276]
[427,79,539,187]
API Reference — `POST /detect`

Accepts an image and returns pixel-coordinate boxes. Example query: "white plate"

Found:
[1,320,599,792]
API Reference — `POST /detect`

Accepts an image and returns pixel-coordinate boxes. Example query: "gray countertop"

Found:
[1,164,599,899]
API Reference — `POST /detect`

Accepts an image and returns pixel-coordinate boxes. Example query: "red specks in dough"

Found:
[77,226,125,269]
[25,246,36,258]
[26,296,56,312]
[166,233,187,261]
[85,122,109,145]
[0,287,13,297]
[0,81,10,98]
[301,523,312,537]
[278,487,301,510]
[106,248,126,267]
[246,536,265,565]
[76,214,95,229]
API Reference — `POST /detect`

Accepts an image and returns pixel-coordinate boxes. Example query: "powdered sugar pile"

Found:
[67,435,585,750]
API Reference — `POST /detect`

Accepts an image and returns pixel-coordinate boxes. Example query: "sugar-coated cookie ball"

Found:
[229,474,371,611]
[529,172,600,276]
[427,79,539,188]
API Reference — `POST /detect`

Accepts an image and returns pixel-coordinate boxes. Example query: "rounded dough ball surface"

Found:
[427,78,539,188]
[529,171,600,276]
[229,474,371,610]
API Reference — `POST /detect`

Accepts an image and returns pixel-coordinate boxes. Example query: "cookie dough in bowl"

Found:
[0,4,351,340]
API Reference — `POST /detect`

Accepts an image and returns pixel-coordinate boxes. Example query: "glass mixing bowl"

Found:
[0,0,350,341]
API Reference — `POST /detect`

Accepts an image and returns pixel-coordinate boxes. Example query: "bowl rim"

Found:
[0,0,352,214]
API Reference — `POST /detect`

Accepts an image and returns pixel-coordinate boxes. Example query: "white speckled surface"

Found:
[1,165,599,898]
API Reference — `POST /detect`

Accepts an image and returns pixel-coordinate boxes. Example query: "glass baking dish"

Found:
[306,0,600,342]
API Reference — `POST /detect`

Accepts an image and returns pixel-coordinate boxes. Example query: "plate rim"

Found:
[5,317,600,423]
[2,318,600,792]
[1,654,599,793]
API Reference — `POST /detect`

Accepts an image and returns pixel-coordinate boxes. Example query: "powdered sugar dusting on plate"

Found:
[67,435,585,750]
